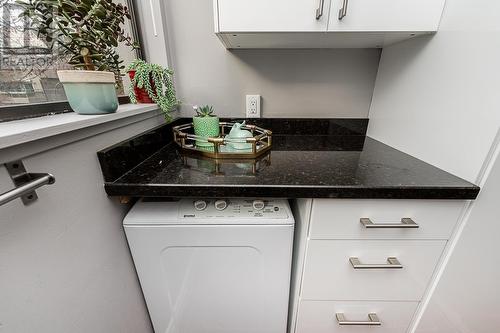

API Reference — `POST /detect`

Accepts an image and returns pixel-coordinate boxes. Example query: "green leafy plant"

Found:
[194,105,215,117]
[127,59,179,120]
[16,0,138,76]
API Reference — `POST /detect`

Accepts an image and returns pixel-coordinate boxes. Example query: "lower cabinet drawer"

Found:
[301,240,446,301]
[295,300,418,333]
[310,199,465,240]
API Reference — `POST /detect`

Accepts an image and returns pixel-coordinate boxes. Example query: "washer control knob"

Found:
[253,200,265,211]
[214,199,228,211]
[194,200,207,211]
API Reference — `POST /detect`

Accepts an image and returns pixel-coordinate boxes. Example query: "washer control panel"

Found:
[179,199,289,219]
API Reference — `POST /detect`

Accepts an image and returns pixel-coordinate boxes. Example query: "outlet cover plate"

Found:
[246,95,261,118]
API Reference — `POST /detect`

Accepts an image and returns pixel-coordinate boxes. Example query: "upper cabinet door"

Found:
[216,0,331,32]
[328,0,446,32]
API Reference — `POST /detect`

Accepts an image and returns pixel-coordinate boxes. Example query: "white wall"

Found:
[415,131,500,333]
[367,0,500,183]
[0,115,164,333]
[367,1,500,332]
[161,0,381,118]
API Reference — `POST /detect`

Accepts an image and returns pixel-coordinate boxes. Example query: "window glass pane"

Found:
[115,0,139,98]
[0,0,139,107]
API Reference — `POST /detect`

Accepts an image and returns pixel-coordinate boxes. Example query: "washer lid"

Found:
[123,199,295,225]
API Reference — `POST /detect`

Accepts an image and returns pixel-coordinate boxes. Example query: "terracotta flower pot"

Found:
[128,70,155,104]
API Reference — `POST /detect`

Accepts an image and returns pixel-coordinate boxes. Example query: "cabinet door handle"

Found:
[316,0,325,19]
[336,313,381,326]
[349,257,403,269]
[360,217,419,229]
[338,0,349,20]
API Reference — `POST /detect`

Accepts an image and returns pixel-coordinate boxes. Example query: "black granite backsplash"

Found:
[98,118,368,182]
[219,118,369,136]
[98,119,181,182]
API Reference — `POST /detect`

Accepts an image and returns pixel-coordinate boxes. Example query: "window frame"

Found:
[0,0,144,123]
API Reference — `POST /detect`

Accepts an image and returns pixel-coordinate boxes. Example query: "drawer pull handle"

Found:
[349,257,403,269]
[360,217,419,229]
[336,313,381,326]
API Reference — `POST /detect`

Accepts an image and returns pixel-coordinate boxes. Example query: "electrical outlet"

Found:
[246,95,261,118]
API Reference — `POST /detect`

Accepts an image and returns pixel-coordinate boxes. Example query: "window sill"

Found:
[0,104,161,150]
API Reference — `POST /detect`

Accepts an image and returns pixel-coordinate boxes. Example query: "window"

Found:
[0,0,143,121]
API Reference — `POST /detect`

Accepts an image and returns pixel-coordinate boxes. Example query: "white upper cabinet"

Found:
[213,0,446,48]
[328,0,446,32]
[216,0,330,32]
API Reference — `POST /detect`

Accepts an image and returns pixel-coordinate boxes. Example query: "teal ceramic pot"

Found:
[193,116,220,147]
[58,70,118,115]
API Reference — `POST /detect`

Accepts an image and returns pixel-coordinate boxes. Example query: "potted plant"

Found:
[17,0,138,115]
[193,105,220,147]
[127,59,179,120]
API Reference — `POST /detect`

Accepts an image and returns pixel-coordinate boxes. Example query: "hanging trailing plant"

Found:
[127,59,179,121]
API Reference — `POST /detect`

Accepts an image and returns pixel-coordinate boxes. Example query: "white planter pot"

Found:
[57,70,119,115]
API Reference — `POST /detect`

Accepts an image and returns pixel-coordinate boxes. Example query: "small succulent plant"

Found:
[194,105,215,117]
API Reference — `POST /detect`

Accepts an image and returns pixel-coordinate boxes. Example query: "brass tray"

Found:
[173,122,272,159]
[180,152,272,176]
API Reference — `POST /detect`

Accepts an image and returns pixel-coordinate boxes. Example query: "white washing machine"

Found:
[124,198,295,333]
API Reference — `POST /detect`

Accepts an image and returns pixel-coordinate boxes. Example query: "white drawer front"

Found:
[310,200,465,240]
[296,300,418,333]
[302,240,445,301]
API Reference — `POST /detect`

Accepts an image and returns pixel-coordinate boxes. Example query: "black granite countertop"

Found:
[97,118,479,199]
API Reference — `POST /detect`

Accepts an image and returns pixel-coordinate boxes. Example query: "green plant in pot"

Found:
[193,105,220,148]
[127,59,179,121]
[17,0,138,115]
